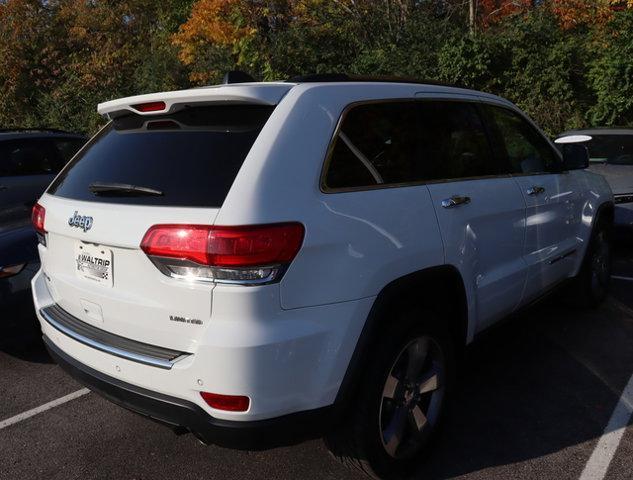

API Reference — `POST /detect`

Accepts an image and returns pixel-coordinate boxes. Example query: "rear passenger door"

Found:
[483,105,581,300]
[420,101,528,330]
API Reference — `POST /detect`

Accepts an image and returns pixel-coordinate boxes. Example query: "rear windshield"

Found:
[48,105,274,207]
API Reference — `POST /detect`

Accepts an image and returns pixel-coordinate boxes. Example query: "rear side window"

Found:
[323,100,497,190]
[485,105,559,174]
[324,102,420,189]
[48,105,274,207]
[0,139,60,176]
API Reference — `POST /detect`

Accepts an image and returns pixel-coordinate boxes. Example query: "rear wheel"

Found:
[326,310,453,479]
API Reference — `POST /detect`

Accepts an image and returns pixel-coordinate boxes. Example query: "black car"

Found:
[0,221,40,306]
[1,129,86,304]
[0,129,86,224]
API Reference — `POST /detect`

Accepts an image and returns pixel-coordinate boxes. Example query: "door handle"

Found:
[441,195,471,209]
[526,186,545,196]
[0,185,7,191]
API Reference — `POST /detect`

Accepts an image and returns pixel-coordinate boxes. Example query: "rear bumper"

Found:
[44,335,333,449]
[32,268,374,426]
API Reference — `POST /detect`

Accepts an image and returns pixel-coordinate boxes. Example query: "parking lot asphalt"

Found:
[1,247,633,480]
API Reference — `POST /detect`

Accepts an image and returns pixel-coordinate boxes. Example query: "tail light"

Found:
[31,203,46,245]
[140,223,304,285]
[200,392,250,412]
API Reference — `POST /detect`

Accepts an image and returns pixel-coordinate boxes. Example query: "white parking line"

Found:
[611,275,633,282]
[579,374,633,480]
[0,388,90,430]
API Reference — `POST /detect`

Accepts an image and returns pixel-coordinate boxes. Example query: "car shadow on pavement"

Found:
[1,293,52,364]
[413,289,633,480]
[3,254,633,480]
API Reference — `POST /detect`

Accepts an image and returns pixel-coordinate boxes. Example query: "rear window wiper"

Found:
[89,182,164,196]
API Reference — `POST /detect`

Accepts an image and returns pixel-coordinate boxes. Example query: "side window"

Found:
[486,105,559,174]
[0,139,59,176]
[416,101,498,181]
[54,138,85,163]
[324,102,420,189]
[323,100,497,190]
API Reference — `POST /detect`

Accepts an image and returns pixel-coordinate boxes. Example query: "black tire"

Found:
[570,220,612,308]
[325,309,454,480]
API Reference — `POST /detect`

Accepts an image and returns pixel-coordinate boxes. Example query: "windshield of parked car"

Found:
[584,135,633,165]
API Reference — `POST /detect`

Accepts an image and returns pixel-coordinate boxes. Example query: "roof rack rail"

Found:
[287,73,462,88]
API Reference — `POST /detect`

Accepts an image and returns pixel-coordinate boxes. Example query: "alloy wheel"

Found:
[378,335,446,459]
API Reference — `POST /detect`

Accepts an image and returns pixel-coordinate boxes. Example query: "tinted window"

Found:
[48,105,274,207]
[54,138,85,163]
[417,101,496,181]
[325,102,419,189]
[584,135,633,165]
[0,139,60,176]
[323,101,496,190]
[486,105,559,174]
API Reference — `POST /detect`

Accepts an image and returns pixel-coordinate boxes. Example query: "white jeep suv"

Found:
[31,75,613,479]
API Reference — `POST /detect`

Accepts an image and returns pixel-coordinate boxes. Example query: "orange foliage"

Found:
[173,0,256,71]
[548,0,616,29]
[547,0,633,30]
[477,0,533,26]
[474,0,633,30]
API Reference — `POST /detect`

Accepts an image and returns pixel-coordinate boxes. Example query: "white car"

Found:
[31,75,613,479]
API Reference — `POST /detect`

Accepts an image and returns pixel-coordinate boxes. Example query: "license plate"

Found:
[75,243,113,287]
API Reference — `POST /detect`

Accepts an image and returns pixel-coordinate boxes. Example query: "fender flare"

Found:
[331,265,467,418]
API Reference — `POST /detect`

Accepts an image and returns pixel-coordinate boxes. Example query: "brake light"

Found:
[200,392,250,412]
[131,101,166,113]
[140,223,304,284]
[32,203,46,235]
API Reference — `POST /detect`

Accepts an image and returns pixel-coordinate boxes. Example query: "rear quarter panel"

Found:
[216,83,446,310]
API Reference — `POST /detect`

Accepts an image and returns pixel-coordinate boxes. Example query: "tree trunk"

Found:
[469,0,476,35]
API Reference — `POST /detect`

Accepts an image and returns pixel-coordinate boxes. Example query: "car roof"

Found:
[557,128,633,137]
[0,129,86,142]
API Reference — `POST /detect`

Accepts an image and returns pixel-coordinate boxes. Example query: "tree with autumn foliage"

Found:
[1,0,633,134]
[0,0,194,132]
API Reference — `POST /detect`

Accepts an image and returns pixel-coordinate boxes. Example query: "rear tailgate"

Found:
[38,194,217,352]
[36,101,278,352]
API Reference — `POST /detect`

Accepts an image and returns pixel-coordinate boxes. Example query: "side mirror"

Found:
[562,143,589,170]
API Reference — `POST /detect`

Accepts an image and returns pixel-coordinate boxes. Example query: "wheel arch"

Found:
[595,200,615,230]
[333,265,468,418]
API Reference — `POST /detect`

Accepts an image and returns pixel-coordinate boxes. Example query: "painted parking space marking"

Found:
[579,373,633,480]
[0,388,90,430]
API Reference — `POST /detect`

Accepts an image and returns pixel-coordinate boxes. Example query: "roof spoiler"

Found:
[97,83,291,119]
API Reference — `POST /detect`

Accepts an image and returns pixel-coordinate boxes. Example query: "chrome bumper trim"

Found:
[40,305,189,370]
